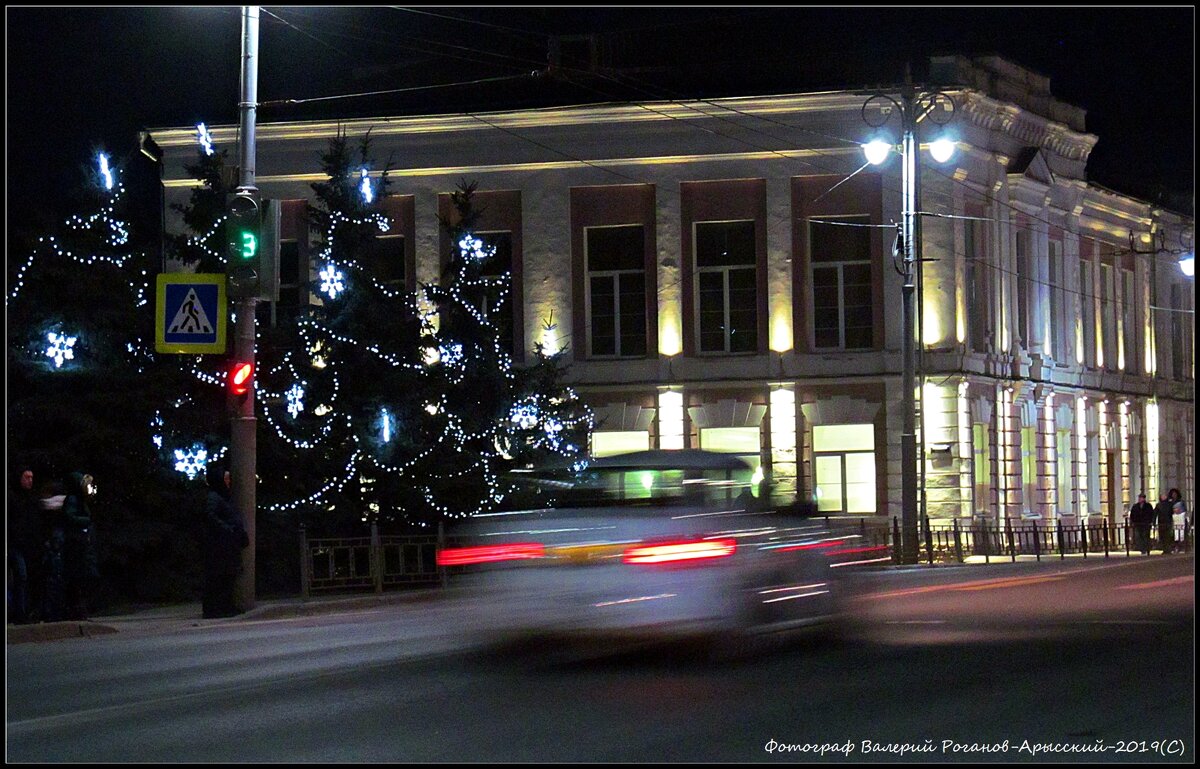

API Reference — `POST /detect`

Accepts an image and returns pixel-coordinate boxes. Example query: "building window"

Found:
[1016,230,1031,350]
[1080,260,1096,367]
[695,221,757,353]
[965,219,990,352]
[363,233,405,289]
[972,422,992,516]
[699,426,763,502]
[272,240,306,326]
[810,216,872,350]
[586,225,647,358]
[591,430,650,457]
[1101,263,1116,371]
[476,231,514,355]
[812,423,876,513]
[1120,268,1136,374]
[1171,283,1185,379]
[1048,240,1063,361]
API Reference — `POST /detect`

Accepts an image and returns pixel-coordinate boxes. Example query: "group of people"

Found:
[7,462,249,625]
[7,468,97,624]
[1128,488,1189,555]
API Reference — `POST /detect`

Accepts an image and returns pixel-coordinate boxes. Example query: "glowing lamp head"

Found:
[929,137,956,164]
[1180,254,1195,278]
[862,140,892,166]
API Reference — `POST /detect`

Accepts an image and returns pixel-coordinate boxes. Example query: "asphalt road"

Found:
[6,556,1194,762]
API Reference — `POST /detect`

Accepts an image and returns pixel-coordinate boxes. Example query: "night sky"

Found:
[6,6,1195,235]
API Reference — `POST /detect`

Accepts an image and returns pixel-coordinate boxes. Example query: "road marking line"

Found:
[865,557,1189,600]
[1115,575,1194,590]
[1079,619,1178,625]
[951,575,1066,591]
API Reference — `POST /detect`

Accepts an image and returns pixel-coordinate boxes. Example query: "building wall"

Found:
[150,58,1194,520]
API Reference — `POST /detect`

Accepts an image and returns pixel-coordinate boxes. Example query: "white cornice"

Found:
[959,91,1097,161]
[162,146,863,188]
[150,92,873,148]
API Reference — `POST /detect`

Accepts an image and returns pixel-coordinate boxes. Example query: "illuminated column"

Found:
[957,381,972,518]
[997,386,1014,523]
[415,188,442,344]
[1119,401,1132,507]
[766,178,794,353]
[656,182,683,357]
[1042,393,1057,519]
[920,200,955,349]
[1145,400,1160,501]
[1076,396,1088,518]
[769,386,797,500]
[657,389,685,450]
[1142,260,1156,375]
[524,190,569,358]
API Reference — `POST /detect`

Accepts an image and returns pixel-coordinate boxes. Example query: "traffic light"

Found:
[228,360,254,397]
[226,190,261,299]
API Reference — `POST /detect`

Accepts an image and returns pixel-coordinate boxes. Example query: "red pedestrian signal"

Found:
[229,361,254,397]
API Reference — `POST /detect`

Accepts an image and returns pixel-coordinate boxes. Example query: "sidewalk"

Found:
[6,587,449,645]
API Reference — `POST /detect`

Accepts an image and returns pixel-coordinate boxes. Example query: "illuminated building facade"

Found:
[151,55,1194,525]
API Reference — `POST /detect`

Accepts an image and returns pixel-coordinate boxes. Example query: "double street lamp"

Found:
[860,78,957,564]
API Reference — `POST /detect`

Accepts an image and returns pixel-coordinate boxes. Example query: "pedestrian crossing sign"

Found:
[155,273,227,354]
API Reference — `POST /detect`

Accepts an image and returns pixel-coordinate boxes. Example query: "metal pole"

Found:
[231,5,259,613]
[899,83,920,564]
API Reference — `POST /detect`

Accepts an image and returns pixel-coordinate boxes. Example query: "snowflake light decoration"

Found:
[285,383,306,418]
[319,264,345,299]
[173,444,208,480]
[45,332,78,368]
[458,234,496,262]
[197,123,215,156]
[510,400,539,430]
[97,153,114,191]
[359,168,373,204]
[380,408,392,443]
[438,343,464,368]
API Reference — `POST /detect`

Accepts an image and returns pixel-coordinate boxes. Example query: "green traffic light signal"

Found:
[239,230,258,260]
[227,191,262,298]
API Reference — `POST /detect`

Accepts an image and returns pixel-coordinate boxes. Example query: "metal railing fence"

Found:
[297,517,1193,596]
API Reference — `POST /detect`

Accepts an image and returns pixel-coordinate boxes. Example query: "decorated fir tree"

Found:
[6,151,206,603]
[410,182,594,521]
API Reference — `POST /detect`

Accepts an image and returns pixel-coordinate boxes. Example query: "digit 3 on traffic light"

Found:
[226,191,261,299]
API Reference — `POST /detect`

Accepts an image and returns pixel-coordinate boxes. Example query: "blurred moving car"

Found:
[438,450,884,655]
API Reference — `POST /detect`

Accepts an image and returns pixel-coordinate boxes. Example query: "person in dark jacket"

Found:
[203,464,248,619]
[1129,493,1154,555]
[7,468,41,624]
[61,472,97,620]
[1155,492,1175,555]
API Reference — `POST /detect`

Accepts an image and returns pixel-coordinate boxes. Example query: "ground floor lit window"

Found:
[591,430,650,458]
[813,423,876,513]
[699,426,762,500]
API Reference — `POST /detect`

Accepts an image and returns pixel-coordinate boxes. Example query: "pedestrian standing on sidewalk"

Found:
[1129,493,1154,555]
[1169,489,1188,551]
[1155,491,1176,555]
[39,479,67,622]
[7,467,41,624]
[202,463,248,619]
[61,472,98,620]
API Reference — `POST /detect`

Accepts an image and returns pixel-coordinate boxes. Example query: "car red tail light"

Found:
[622,538,738,565]
[435,542,545,567]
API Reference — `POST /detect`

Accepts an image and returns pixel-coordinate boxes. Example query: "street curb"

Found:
[240,587,454,621]
[6,621,119,645]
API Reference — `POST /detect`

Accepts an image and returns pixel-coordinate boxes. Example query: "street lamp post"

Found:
[231,5,259,612]
[862,73,956,564]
